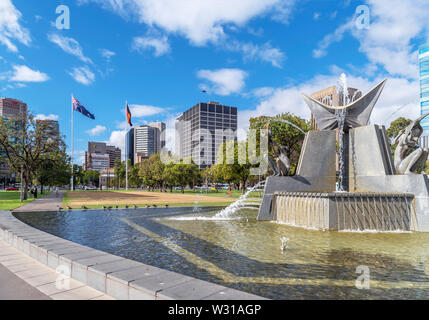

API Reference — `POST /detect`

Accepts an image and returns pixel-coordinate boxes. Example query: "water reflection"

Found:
[14,207,429,299]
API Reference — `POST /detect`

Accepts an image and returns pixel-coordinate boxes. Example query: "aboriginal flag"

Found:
[126,104,132,127]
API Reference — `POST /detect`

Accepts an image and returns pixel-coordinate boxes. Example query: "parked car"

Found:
[5,187,19,191]
[84,186,97,190]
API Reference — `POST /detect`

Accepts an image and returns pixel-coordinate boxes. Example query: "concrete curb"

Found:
[0,211,264,300]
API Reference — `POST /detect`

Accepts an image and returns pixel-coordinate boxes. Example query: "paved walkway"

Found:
[1,190,116,300]
[0,239,115,300]
[13,190,64,212]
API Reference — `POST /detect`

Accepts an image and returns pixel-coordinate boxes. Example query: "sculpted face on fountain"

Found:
[302,79,387,131]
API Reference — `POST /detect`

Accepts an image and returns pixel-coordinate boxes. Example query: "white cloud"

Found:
[226,41,285,68]
[69,150,86,164]
[239,73,420,133]
[100,48,116,61]
[107,130,127,159]
[0,0,31,52]
[86,125,107,136]
[313,0,429,79]
[313,19,354,58]
[79,0,294,45]
[197,68,248,96]
[35,114,59,121]
[48,33,92,64]
[68,66,95,85]
[129,104,165,117]
[132,35,170,57]
[313,12,321,20]
[9,65,49,82]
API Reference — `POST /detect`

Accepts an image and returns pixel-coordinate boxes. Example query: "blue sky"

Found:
[0,0,428,164]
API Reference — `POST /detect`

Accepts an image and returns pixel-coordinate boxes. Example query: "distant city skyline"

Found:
[0,1,427,165]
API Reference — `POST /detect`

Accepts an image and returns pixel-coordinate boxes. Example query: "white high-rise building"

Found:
[127,121,166,164]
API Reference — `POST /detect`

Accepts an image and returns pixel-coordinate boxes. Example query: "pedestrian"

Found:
[34,186,38,199]
[55,186,59,197]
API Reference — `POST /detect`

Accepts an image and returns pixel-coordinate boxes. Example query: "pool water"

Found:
[14,207,429,299]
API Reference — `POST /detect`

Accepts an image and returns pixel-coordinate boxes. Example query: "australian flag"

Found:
[72,96,95,120]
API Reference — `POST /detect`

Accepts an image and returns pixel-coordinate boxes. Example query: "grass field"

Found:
[104,188,263,198]
[0,191,51,211]
[63,190,258,209]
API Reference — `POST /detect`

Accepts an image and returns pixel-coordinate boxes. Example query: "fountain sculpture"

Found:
[258,75,429,232]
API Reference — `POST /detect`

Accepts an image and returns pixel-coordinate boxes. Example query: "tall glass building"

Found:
[175,102,237,169]
[419,43,429,134]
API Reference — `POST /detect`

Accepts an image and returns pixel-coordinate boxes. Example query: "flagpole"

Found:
[71,94,74,192]
[125,100,129,191]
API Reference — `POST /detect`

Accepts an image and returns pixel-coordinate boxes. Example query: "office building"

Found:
[175,102,237,169]
[419,43,429,142]
[0,98,28,185]
[89,153,110,171]
[106,145,121,168]
[126,122,166,165]
[84,142,121,171]
[149,121,166,151]
[0,98,27,119]
[99,168,115,187]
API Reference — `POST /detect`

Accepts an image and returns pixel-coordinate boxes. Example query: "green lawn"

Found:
[62,202,234,210]
[110,189,263,198]
[0,191,51,211]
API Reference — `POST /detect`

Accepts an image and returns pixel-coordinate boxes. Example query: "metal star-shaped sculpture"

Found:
[302,79,387,131]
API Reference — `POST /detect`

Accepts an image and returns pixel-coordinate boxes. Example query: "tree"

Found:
[36,151,70,194]
[114,159,125,189]
[82,170,99,187]
[386,117,412,140]
[0,112,66,200]
[216,141,251,194]
[162,163,175,192]
[249,113,311,176]
[139,154,165,190]
[162,162,200,193]
[72,165,84,188]
[128,162,142,188]
[386,117,413,155]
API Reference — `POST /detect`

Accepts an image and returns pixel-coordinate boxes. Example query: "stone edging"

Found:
[0,211,264,300]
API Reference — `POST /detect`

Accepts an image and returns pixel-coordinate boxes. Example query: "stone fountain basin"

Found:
[273,192,417,232]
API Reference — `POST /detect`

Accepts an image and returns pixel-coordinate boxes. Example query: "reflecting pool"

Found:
[14,207,429,299]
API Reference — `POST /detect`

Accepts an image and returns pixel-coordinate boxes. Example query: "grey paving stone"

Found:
[0,264,51,300]
[129,287,155,300]
[87,259,143,294]
[74,254,125,269]
[203,288,266,300]
[89,259,142,276]
[106,277,129,300]
[156,278,227,300]
[107,264,165,285]
[48,246,89,269]
[72,254,124,284]
[59,249,107,264]
[130,270,194,297]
